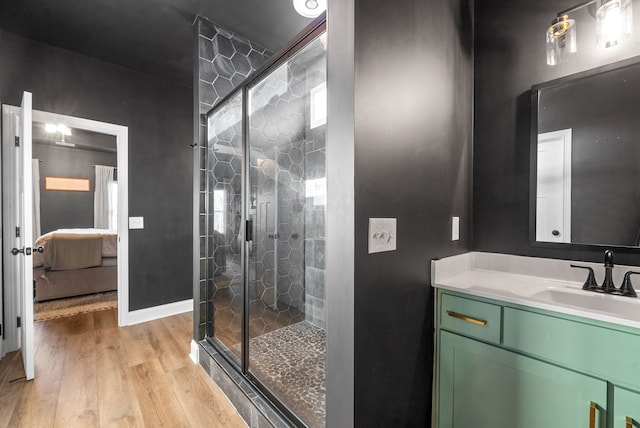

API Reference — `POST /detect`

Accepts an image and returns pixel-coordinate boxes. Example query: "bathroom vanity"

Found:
[432,252,640,428]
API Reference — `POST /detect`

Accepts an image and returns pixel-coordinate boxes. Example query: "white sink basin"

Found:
[531,287,640,321]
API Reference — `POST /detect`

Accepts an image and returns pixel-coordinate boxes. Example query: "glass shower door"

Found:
[206,91,244,362]
[247,33,327,427]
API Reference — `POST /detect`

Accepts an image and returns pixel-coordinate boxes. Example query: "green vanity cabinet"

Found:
[435,289,640,428]
[438,330,607,428]
[613,387,640,428]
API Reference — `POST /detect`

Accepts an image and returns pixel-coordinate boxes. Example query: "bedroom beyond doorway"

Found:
[1,104,129,378]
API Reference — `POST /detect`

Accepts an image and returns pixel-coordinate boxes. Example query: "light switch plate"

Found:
[129,216,144,229]
[368,218,397,254]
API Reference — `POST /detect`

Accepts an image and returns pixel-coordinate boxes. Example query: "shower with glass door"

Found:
[204,23,327,427]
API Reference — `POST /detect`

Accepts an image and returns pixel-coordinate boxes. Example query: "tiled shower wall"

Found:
[247,46,327,329]
[302,55,326,329]
[197,17,271,339]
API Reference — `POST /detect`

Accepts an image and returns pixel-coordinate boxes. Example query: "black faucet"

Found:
[601,249,616,293]
[571,250,639,298]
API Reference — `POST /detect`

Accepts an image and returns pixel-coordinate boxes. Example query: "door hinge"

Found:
[17,317,21,328]
[15,136,19,147]
[15,227,20,238]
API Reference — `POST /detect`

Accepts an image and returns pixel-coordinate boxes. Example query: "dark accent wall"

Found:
[353,0,473,425]
[33,143,117,233]
[474,0,640,265]
[0,30,193,310]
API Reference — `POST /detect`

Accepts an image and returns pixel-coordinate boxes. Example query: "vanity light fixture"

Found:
[596,0,633,48]
[293,0,326,18]
[546,0,633,66]
[546,15,577,65]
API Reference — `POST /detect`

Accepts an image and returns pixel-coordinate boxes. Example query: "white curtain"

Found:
[94,165,115,229]
[32,159,41,239]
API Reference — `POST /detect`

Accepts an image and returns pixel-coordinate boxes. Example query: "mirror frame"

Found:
[529,54,640,250]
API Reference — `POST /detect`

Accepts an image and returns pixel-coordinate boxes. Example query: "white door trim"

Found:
[2,106,130,336]
[536,128,572,243]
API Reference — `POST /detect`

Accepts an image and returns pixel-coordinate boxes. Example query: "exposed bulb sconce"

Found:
[546,0,633,66]
[293,0,326,18]
[546,15,577,65]
[596,0,633,48]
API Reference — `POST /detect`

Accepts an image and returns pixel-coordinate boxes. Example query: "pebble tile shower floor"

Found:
[246,321,326,427]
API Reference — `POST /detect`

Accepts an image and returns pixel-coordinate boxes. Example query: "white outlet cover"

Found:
[129,216,144,229]
[368,218,397,254]
[452,216,460,241]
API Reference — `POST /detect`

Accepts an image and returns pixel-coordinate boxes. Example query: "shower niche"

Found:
[204,25,327,427]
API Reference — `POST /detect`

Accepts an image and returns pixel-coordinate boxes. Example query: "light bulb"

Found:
[596,0,633,48]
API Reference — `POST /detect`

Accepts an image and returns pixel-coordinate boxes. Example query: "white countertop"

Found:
[432,252,640,330]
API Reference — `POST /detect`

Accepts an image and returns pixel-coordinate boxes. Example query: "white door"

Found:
[4,92,35,379]
[536,129,572,243]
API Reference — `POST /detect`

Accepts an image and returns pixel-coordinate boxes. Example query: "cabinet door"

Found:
[437,331,607,428]
[614,387,640,428]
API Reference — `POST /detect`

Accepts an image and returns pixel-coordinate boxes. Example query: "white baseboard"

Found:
[124,299,193,326]
[190,340,200,364]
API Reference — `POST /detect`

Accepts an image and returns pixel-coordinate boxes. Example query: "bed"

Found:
[32,228,117,302]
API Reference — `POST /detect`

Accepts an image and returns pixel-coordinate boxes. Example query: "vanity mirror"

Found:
[530,56,640,248]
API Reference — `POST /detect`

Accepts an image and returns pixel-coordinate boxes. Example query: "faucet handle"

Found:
[620,271,640,297]
[570,264,599,290]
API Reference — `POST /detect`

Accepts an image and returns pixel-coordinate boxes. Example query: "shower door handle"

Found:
[245,220,253,241]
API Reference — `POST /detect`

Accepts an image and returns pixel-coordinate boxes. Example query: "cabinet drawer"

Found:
[440,293,502,344]
[503,307,640,388]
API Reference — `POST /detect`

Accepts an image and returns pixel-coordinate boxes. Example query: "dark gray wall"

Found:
[33,143,117,233]
[474,0,640,265]
[353,0,473,425]
[0,30,193,310]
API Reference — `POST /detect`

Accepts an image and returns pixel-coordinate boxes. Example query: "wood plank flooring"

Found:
[0,308,247,428]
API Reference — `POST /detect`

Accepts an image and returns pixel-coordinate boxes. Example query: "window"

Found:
[109,181,118,230]
[310,82,327,129]
[305,177,326,206]
[213,189,226,233]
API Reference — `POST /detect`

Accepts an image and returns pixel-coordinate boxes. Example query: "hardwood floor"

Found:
[0,308,247,428]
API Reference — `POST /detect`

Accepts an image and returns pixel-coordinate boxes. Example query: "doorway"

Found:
[1,103,129,378]
[536,128,572,243]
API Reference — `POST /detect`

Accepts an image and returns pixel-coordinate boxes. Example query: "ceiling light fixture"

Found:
[45,123,72,136]
[293,0,326,18]
[546,0,633,66]
[54,141,76,148]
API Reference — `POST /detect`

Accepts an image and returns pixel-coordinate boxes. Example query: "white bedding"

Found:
[33,228,117,268]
